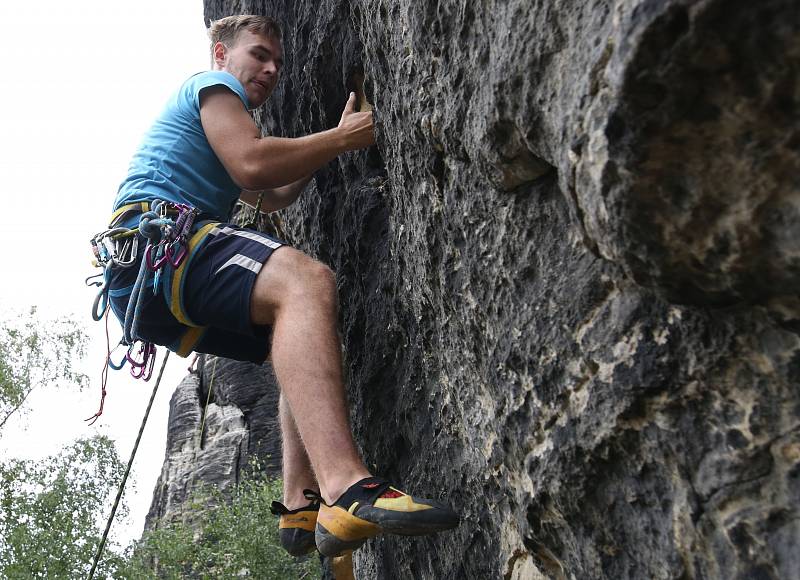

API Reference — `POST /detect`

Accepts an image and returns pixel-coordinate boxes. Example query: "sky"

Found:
[0,0,212,548]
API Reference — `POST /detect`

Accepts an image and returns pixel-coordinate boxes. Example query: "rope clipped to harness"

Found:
[86,200,199,423]
[123,203,198,344]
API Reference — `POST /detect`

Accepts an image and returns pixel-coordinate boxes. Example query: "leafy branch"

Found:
[0,307,88,433]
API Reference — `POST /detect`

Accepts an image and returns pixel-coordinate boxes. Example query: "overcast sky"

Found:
[0,0,213,548]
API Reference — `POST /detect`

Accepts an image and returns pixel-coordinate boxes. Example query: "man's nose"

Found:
[264,61,278,75]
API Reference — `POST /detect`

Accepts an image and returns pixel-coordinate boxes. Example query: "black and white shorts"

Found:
[108,222,285,363]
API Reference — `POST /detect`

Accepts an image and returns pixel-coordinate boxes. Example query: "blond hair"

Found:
[208,15,282,52]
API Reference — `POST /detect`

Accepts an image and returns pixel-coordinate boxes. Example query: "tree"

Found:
[119,475,321,579]
[0,435,128,579]
[0,308,88,432]
[0,310,311,578]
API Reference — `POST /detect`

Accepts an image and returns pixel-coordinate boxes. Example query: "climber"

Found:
[102,14,458,557]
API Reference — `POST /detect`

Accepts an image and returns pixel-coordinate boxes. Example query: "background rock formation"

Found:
[148,0,799,578]
[145,357,282,528]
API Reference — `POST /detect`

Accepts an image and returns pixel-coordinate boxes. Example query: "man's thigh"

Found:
[249,246,331,326]
[182,224,284,334]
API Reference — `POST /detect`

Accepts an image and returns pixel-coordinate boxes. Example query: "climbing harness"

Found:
[86,200,205,422]
[86,350,171,580]
[122,201,199,344]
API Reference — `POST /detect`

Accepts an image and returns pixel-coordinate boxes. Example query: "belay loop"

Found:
[124,202,198,344]
[140,202,199,272]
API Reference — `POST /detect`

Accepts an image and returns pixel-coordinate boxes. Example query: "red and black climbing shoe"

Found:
[314,477,460,557]
[270,497,320,556]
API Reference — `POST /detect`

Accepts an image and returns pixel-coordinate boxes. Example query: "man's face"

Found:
[217,30,283,109]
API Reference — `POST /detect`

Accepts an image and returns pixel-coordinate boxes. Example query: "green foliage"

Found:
[0,307,88,432]
[0,435,128,579]
[119,475,321,579]
[0,309,314,578]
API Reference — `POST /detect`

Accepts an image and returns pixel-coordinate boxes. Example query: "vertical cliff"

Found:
[147,1,799,578]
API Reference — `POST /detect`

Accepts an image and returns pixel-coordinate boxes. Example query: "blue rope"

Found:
[123,246,151,344]
[122,209,174,344]
[96,201,182,348]
[91,264,113,321]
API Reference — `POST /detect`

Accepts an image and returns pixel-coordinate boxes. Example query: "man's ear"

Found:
[213,42,227,69]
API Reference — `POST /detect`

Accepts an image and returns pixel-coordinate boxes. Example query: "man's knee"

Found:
[251,248,337,323]
[290,257,337,305]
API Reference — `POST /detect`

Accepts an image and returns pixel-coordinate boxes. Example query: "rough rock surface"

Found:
[148,0,799,578]
[144,357,281,529]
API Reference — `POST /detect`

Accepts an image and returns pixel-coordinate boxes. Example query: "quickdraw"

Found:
[241,191,264,229]
[85,200,199,422]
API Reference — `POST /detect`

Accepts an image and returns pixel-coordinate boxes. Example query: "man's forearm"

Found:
[202,91,373,192]
[264,174,313,212]
[240,174,313,213]
[240,94,373,190]
[241,129,347,190]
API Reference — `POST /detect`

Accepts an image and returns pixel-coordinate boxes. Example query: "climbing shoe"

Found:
[314,477,460,557]
[270,497,320,556]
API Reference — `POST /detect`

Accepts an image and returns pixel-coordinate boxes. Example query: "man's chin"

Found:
[248,92,269,109]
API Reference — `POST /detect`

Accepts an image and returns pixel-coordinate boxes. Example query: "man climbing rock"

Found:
[105,15,458,558]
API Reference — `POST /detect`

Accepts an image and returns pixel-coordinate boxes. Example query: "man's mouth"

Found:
[253,80,269,91]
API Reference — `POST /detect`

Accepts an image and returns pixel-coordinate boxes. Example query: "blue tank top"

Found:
[114,71,250,222]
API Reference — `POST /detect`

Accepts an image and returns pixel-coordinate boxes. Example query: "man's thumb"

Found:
[345,91,356,112]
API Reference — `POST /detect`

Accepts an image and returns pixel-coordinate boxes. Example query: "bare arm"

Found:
[240,174,313,213]
[200,89,373,191]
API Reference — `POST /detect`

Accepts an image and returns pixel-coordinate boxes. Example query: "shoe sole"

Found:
[315,503,460,557]
[280,513,319,556]
[316,506,382,557]
[280,528,317,556]
[359,496,459,535]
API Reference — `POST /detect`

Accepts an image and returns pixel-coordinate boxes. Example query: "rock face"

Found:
[144,357,282,529]
[147,0,799,578]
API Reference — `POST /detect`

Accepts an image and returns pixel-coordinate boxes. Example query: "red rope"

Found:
[85,308,112,425]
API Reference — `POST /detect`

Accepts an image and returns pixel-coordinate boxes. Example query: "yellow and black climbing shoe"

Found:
[270,497,320,556]
[314,477,460,557]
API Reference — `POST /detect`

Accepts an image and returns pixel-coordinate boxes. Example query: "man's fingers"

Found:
[344,91,356,113]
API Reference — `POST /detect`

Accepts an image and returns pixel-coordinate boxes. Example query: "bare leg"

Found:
[252,247,371,504]
[280,393,317,509]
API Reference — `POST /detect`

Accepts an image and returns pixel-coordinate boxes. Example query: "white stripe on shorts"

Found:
[211,226,282,249]
[215,254,263,276]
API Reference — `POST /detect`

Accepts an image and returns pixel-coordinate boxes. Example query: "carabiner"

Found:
[108,347,128,370]
[91,265,113,321]
[166,239,187,267]
[113,235,139,268]
[146,242,170,271]
[127,341,157,380]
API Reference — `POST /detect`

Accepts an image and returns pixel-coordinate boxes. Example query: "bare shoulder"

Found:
[199,87,260,187]
[199,87,259,138]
